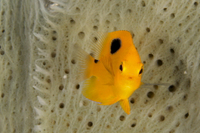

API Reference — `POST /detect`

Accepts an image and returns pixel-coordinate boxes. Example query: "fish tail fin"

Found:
[72,44,94,82]
[120,99,130,115]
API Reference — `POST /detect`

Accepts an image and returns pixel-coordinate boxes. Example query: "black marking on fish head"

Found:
[111,38,121,54]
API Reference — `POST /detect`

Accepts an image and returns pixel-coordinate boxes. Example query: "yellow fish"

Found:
[74,30,143,114]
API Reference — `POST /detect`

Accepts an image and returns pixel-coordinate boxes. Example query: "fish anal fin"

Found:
[99,96,120,105]
[82,76,117,104]
[120,99,130,115]
[82,76,97,97]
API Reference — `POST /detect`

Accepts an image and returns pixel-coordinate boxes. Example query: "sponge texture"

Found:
[0,0,200,133]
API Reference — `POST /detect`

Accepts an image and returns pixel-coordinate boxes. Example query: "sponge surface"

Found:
[0,0,200,133]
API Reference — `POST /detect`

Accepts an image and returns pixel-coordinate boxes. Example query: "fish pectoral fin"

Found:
[99,96,120,105]
[101,55,115,76]
[120,99,130,115]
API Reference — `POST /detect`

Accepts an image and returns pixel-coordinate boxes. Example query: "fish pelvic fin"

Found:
[120,99,130,115]
[72,44,94,83]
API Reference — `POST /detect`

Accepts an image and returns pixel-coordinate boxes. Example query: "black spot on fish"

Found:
[94,59,99,63]
[111,38,121,54]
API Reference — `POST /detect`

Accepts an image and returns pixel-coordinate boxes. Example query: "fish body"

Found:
[74,30,143,114]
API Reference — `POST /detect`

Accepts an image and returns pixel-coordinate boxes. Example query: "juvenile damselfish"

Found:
[74,30,143,114]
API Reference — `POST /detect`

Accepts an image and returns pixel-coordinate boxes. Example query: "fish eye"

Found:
[119,64,123,71]
[139,68,143,74]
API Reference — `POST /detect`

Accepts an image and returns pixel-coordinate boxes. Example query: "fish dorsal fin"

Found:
[71,44,94,83]
[89,31,107,60]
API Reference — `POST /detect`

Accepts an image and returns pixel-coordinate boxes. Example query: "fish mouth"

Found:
[128,77,133,79]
